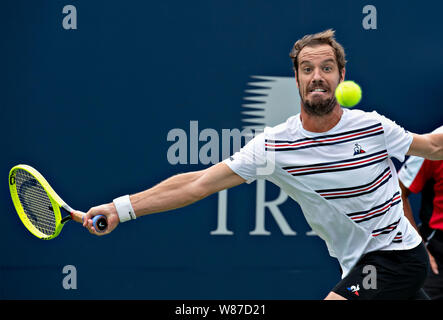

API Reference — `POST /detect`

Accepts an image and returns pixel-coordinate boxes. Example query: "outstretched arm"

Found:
[407,133,443,160]
[81,162,245,235]
[131,162,245,216]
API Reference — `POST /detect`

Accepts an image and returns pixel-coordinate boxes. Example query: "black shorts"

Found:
[332,242,430,300]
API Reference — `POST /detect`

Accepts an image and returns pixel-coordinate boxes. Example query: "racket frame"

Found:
[9,164,78,240]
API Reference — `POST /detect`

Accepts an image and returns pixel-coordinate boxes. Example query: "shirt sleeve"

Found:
[398,155,427,193]
[371,111,413,162]
[222,132,268,184]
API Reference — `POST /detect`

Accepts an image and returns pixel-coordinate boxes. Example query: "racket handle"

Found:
[92,215,108,232]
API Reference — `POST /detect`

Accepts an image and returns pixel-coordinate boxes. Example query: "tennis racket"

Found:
[9,164,107,240]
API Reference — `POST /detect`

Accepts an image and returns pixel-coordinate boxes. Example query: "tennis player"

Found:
[81,30,443,300]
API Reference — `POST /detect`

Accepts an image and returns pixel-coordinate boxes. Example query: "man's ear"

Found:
[294,71,300,88]
[340,68,346,82]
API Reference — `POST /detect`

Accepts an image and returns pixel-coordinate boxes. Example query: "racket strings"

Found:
[14,169,56,236]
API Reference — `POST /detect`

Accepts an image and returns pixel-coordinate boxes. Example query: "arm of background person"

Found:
[399,180,419,231]
[399,179,439,274]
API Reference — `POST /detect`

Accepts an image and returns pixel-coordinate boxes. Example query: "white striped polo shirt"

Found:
[224,108,422,278]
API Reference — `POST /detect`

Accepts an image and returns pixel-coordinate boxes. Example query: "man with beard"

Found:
[81,30,443,300]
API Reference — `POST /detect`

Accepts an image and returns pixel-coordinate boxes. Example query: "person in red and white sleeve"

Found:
[399,125,443,300]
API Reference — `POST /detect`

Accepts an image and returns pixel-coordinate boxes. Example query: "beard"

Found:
[301,95,337,116]
[299,81,338,116]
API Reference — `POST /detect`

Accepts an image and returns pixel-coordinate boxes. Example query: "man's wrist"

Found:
[113,195,136,223]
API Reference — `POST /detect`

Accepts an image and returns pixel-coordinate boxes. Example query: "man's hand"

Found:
[80,203,120,236]
[427,248,439,275]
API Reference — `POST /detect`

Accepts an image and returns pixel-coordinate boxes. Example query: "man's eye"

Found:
[304,67,312,73]
[323,66,332,72]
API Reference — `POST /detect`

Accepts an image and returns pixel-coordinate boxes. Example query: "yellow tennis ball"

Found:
[335,81,362,107]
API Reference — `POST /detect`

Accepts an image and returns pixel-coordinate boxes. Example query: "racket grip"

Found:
[92,215,108,232]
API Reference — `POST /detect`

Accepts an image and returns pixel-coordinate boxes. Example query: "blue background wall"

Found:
[1,0,442,299]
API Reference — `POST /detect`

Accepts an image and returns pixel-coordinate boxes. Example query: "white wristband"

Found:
[113,195,136,223]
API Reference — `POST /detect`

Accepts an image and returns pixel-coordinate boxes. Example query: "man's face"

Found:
[296,44,344,116]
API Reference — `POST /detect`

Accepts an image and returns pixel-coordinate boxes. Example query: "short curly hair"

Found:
[289,29,347,77]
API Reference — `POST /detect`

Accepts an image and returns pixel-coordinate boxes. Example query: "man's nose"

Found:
[312,67,324,81]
